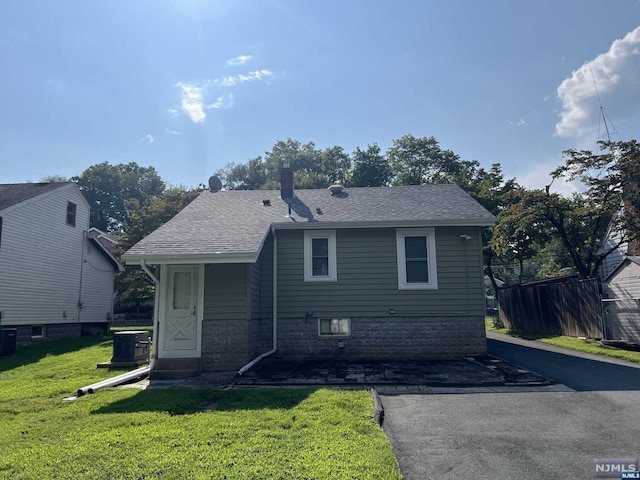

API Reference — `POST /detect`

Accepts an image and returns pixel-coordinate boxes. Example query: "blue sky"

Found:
[2,0,639,194]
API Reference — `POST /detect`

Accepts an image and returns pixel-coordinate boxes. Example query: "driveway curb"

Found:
[370,388,384,425]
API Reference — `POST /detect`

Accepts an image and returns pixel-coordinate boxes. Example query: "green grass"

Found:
[0,336,400,480]
[485,317,640,364]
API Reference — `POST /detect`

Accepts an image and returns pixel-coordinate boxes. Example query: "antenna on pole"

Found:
[588,63,620,146]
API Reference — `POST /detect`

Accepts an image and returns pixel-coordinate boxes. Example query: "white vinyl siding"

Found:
[0,185,98,325]
[80,240,117,323]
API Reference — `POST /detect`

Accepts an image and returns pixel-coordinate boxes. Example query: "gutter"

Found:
[140,259,159,365]
[238,226,278,375]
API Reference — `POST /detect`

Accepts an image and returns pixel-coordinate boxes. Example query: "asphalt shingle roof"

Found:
[0,182,71,212]
[123,184,496,262]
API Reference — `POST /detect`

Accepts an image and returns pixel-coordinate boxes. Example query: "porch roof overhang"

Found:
[123,251,259,266]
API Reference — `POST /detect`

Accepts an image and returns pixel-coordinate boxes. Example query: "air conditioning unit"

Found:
[111,331,150,364]
[0,328,18,356]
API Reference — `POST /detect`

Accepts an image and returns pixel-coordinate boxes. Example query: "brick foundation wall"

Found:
[13,323,82,347]
[200,316,486,370]
[276,316,487,360]
[200,317,273,372]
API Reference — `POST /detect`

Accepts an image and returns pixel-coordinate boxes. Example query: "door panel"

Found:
[162,265,199,354]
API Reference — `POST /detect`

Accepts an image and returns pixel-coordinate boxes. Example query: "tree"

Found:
[387,134,462,185]
[554,139,640,252]
[350,144,391,187]
[217,139,352,191]
[121,186,200,249]
[490,189,550,283]
[117,185,200,315]
[39,175,70,182]
[72,162,165,231]
[221,157,268,190]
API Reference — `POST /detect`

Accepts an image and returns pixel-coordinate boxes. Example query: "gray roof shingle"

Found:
[123,184,496,263]
[0,182,71,212]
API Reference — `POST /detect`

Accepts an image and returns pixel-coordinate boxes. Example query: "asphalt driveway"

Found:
[381,334,640,480]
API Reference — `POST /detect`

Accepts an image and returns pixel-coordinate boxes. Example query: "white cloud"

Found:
[227,55,252,66]
[165,128,182,135]
[206,93,233,109]
[175,67,271,123]
[167,108,180,117]
[508,118,527,127]
[220,69,272,87]
[177,82,206,123]
[556,26,640,137]
[138,134,155,144]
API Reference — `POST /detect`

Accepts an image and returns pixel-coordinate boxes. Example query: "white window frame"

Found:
[396,228,438,290]
[318,318,351,337]
[304,230,337,282]
[31,325,45,339]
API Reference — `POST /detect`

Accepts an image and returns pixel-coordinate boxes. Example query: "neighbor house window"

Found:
[319,318,350,336]
[66,201,77,227]
[396,228,438,290]
[304,230,337,282]
[31,325,44,338]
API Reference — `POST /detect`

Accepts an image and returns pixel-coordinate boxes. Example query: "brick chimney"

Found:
[280,162,293,200]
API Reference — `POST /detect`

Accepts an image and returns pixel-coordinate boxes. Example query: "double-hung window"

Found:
[304,230,337,282]
[66,201,77,227]
[396,228,438,289]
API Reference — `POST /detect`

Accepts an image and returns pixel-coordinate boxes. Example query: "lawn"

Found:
[0,336,401,480]
[485,317,640,364]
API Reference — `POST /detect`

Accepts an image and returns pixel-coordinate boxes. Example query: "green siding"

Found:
[274,227,485,318]
[204,263,250,320]
[259,233,274,318]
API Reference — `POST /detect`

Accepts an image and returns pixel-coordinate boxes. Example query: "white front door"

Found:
[158,265,203,358]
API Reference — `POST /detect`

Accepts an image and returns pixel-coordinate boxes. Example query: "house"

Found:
[602,257,640,343]
[122,172,496,377]
[599,201,640,343]
[0,182,122,347]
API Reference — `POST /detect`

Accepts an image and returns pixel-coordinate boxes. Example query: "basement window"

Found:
[319,318,350,337]
[31,325,45,338]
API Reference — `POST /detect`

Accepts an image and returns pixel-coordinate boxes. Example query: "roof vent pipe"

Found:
[328,184,344,195]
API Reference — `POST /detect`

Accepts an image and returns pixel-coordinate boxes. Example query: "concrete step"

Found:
[152,357,200,379]
[150,369,198,380]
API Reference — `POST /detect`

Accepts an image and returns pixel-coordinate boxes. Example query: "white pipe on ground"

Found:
[238,226,278,375]
[77,365,151,397]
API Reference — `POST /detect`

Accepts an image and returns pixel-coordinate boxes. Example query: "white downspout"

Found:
[140,259,159,366]
[238,226,277,375]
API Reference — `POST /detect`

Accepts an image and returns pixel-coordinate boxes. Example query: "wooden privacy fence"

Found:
[497,278,603,338]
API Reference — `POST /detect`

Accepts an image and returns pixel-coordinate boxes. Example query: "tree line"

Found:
[50,135,640,311]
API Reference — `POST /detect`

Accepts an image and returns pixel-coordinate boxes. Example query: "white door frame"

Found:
[157,264,204,359]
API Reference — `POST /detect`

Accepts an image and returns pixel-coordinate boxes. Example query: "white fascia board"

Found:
[271,219,496,230]
[123,251,259,265]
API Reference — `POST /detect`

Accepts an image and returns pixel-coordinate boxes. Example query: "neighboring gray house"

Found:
[599,201,640,343]
[0,182,122,347]
[123,176,496,377]
[602,257,640,343]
